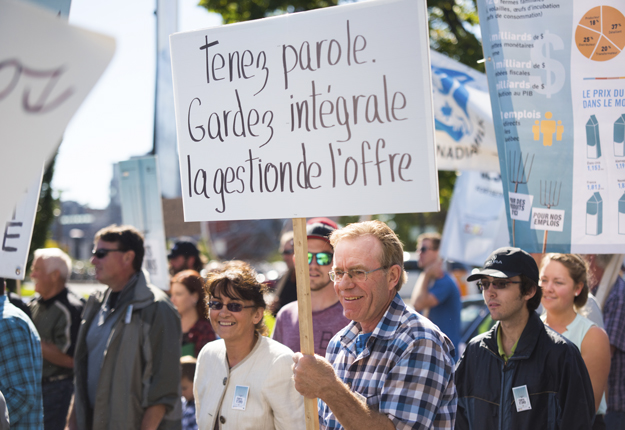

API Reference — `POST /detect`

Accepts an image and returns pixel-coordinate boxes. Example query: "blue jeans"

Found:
[605,411,625,430]
[42,378,74,430]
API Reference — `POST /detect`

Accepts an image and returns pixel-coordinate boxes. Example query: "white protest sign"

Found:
[170,0,438,222]
[440,171,510,266]
[509,192,533,222]
[0,165,43,279]
[0,0,115,230]
[530,208,565,232]
[117,157,169,290]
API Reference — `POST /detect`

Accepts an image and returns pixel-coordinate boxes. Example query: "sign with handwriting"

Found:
[171,0,438,221]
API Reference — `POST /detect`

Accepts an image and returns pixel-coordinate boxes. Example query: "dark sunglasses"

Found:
[418,246,432,253]
[282,249,294,255]
[308,252,333,266]
[476,279,521,292]
[92,248,125,259]
[208,301,256,312]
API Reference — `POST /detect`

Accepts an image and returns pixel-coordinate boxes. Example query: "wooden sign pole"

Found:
[292,217,320,430]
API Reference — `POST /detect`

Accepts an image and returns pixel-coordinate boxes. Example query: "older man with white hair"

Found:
[28,248,84,430]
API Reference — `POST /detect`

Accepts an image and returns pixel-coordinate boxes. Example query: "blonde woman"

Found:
[540,253,611,429]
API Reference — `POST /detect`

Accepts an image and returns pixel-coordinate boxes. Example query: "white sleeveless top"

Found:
[542,313,607,415]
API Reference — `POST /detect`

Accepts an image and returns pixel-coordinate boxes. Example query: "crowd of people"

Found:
[0,219,623,430]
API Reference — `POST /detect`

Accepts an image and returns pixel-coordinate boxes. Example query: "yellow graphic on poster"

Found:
[533,112,564,146]
[575,6,625,61]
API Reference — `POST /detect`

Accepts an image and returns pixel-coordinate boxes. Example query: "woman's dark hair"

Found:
[540,253,589,310]
[171,270,207,319]
[204,261,268,335]
[520,274,542,312]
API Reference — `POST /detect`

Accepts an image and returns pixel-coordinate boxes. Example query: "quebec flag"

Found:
[430,50,499,172]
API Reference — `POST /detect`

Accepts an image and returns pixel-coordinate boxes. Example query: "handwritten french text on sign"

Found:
[170,0,438,222]
[509,192,533,221]
[530,208,565,232]
[0,0,115,230]
[0,166,43,279]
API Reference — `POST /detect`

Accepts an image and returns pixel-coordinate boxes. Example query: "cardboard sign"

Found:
[170,0,438,222]
[508,192,533,221]
[0,0,115,231]
[530,208,565,232]
[117,157,169,290]
[0,165,43,279]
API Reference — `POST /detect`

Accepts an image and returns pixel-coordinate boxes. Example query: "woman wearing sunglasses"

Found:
[539,253,611,430]
[194,261,305,430]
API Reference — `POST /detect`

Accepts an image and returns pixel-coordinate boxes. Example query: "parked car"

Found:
[458,294,494,357]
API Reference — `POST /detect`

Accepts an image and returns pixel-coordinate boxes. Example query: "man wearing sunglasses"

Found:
[272,218,350,357]
[292,220,456,430]
[455,247,595,430]
[68,225,181,430]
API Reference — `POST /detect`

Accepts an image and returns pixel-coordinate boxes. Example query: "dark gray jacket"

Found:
[74,271,181,430]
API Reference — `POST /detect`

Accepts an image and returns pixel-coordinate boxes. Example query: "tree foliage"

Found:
[428,0,484,72]
[198,0,344,24]
[29,155,58,265]
[199,0,482,244]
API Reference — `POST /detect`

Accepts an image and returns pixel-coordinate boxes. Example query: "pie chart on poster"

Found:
[575,5,625,61]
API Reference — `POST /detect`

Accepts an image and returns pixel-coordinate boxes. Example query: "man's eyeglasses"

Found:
[476,279,521,292]
[308,252,333,266]
[92,248,125,259]
[418,246,431,253]
[282,249,294,255]
[329,267,386,282]
[207,301,256,312]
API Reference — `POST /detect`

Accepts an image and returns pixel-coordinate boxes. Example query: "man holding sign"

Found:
[292,221,456,429]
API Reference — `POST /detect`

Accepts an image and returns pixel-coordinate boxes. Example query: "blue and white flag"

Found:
[431,50,500,172]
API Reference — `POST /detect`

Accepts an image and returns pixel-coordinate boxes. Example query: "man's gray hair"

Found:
[33,248,72,282]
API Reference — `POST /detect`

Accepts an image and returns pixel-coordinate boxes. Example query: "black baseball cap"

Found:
[306,217,338,244]
[467,247,539,283]
[168,241,200,260]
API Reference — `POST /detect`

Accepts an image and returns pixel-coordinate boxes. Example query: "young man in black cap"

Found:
[455,247,595,430]
[168,241,203,276]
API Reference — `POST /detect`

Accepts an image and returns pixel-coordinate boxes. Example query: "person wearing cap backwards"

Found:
[455,247,596,430]
[272,218,350,357]
[168,241,203,276]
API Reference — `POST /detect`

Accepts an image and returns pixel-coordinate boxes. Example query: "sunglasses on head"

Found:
[92,248,125,259]
[207,301,255,312]
[308,252,333,266]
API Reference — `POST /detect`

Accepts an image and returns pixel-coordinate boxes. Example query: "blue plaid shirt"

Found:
[0,295,43,429]
[319,294,457,429]
[181,397,198,430]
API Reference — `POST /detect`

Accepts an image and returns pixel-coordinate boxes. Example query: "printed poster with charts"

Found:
[477,0,625,253]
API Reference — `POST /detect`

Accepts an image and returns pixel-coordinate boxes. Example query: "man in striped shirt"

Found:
[29,248,84,430]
